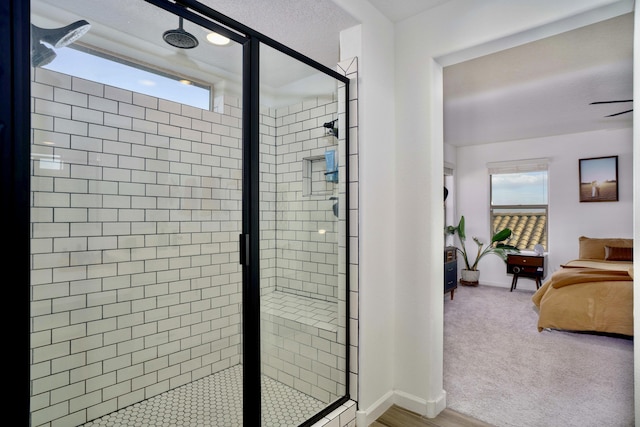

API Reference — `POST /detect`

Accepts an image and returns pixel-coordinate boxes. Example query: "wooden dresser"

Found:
[444,246,457,299]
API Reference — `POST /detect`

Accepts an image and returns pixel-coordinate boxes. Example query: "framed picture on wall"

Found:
[579,156,619,202]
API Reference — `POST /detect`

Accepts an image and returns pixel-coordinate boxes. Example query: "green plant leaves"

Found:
[457,216,466,240]
[447,215,519,270]
[491,228,512,243]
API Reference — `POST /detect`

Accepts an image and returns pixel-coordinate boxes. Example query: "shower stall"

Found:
[26,0,350,425]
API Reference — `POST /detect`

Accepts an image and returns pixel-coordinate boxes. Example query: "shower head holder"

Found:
[31,41,57,68]
[323,119,338,138]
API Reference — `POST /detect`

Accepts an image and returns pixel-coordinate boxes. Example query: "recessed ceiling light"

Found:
[179,79,192,85]
[206,32,230,46]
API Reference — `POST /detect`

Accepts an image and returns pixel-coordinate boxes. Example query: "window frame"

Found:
[488,160,549,251]
[43,43,213,110]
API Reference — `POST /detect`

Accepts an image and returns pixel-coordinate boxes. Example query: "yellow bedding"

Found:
[532,259,633,336]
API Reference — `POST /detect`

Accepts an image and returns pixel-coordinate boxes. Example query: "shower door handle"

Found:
[239,234,250,266]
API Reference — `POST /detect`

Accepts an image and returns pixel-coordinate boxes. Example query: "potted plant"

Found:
[445,215,519,285]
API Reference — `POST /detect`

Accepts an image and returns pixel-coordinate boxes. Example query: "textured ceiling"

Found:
[366,0,451,22]
[198,0,360,70]
[443,12,633,146]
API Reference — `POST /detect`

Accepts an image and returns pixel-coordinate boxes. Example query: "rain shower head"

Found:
[30,20,91,68]
[163,17,199,49]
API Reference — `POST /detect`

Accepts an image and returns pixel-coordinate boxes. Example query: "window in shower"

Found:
[42,45,211,109]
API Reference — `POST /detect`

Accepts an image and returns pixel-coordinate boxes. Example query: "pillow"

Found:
[604,245,633,261]
[579,236,633,260]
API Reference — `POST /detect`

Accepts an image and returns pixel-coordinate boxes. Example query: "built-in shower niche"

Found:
[302,154,338,198]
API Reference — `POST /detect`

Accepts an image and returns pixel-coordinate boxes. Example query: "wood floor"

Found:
[371,405,495,427]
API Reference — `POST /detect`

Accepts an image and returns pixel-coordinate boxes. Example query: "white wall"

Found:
[456,128,633,291]
[393,0,632,421]
[333,0,636,424]
[333,0,398,422]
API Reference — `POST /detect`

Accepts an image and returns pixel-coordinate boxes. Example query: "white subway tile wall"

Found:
[30,67,243,427]
[309,56,359,427]
[274,95,340,301]
[258,89,348,409]
[30,55,359,427]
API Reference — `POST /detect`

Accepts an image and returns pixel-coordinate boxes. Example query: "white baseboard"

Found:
[426,390,447,418]
[355,389,447,426]
[393,389,427,415]
[395,389,447,418]
[356,390,394,426]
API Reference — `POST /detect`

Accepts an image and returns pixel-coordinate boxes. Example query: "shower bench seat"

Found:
[261,291,338,332]
[260,290,343,403]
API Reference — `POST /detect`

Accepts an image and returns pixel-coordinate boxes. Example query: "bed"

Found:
[531,236,634,336]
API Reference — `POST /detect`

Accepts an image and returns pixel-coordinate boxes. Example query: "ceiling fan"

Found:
[589,99,633,117]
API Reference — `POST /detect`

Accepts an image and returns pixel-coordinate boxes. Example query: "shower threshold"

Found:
[82,365,326,427]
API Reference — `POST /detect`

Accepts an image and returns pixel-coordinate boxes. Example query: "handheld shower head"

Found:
[30,20,91,68]
[31,20,91,49]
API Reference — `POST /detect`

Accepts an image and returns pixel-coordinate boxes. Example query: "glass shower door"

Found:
[29,1,246,425]
[259,43,349,426]
[27,1,349,425]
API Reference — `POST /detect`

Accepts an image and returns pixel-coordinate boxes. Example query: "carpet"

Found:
[443,284,634,427]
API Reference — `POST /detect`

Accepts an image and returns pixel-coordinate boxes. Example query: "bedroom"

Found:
[441,8,634,426]
[444,12,633,292]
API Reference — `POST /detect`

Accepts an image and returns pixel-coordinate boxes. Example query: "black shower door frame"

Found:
[7,0,351,425]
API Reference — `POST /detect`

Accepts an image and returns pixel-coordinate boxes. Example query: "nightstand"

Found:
[507,254,546,291]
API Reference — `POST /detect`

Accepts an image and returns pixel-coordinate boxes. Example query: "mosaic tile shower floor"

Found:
[83,365,326,427]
